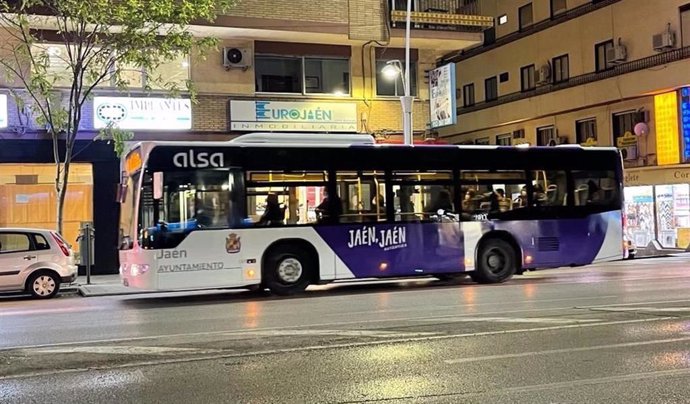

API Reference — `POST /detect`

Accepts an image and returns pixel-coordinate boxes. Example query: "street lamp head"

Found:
[382,60,402,80]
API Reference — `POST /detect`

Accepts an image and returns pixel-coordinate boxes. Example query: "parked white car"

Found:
[0,228,77,299]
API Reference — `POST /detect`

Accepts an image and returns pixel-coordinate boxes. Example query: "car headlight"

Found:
[130,264,150,276]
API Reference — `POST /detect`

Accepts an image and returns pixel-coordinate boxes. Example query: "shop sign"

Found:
[616,131,637,148]
[429,63,457,129]
[624,166,690,186]
[680,87,690,162]
[654,91,681,165]
[0,94,7,128]
[580,137,598,147]
[230,100,357,132]
[93,97,192,130]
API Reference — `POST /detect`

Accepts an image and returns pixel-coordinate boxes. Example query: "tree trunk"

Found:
[56,147,73,237]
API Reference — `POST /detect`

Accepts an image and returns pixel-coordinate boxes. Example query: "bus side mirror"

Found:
[153,172,164,200]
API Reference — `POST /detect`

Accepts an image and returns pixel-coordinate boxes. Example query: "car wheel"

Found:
[472,239,517,284]
[264,245,314,296]
[26,270,61,299]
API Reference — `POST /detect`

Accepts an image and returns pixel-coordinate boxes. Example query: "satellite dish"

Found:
[634,122,649,136]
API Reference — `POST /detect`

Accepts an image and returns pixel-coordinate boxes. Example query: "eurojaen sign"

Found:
[230,100,358,132]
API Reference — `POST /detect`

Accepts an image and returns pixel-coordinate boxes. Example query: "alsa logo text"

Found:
[173,150,225,168]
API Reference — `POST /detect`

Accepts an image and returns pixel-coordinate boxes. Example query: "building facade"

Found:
[439,0,690,250]
[0,0,493,273]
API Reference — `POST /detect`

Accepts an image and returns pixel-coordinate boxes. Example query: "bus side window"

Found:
[532,170,567,207]
[572,170,618,206]
[336,171,387,223]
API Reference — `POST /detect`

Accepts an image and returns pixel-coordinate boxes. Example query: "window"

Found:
[336,171,387,223]
[550,0,567,17]
[576,118,597,144]
[519,3,533,30]
[31,44,190,90]
[521,64,535,91]
[376,60,417,97]
[612,110,639,159]
[499,72,509,83]
[460,170,529,218]
[246,171,329,225]
[537,126,557,146]
[496,134,512,145]
[0,233,31,254]
[552,54,569,83]
[573,170,619,206]
[532,170,567,207]
[475,137,490,145]
[498,14,508,25]
[463,83,475,107]
[484,76,498,101]
[595,40,614,72]
[682,4,690,47]
[33,234,51,251]
[255,56,350,95]
[513,128,526,139]
[390,170,454,222]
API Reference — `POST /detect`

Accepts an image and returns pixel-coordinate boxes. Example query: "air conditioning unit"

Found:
[606,43,627,64]
[222,47,252,70]
[535,63,551,85]
[653,24,676,52]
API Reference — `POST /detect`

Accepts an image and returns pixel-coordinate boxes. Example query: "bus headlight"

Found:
[130,264,150,276]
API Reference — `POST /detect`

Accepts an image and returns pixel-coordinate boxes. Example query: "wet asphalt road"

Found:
[2,256,690,403]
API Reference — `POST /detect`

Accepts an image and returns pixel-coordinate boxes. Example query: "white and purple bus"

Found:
[118,133,625,295]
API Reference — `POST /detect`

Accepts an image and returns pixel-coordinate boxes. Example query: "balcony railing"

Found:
[457,46,690,115]
[389,0,493,32]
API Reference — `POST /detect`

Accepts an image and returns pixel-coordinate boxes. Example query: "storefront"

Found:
[624,165,690,249]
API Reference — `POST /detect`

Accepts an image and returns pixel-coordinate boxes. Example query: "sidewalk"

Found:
[64,274,156,297]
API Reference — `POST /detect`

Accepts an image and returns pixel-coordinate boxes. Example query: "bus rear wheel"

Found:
[472,239,517,284]
[263,245,314,296]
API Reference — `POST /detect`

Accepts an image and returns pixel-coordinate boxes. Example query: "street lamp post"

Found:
[382,0,413,145]
[402,0,413,146]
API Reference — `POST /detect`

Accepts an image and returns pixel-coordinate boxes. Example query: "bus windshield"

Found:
[138,169,244,249]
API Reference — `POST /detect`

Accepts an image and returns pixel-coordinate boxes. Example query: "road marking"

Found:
[587,306,690,313]
[0,306,104,317]
[32,346,207,355]
[444,336,690,364]
[578,298,690,309]
[415,316,601,325]
[0,316,673,381]
[221,329,438,338]
[0,296,620,352]
[339,367,690,403]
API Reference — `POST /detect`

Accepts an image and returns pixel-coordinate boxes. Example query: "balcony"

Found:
[389,0,493,32]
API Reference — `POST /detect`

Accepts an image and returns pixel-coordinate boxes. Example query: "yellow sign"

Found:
[654,91,681,165]
[677,228,690,249]
[616,131,638,148]
[581,137,598,147]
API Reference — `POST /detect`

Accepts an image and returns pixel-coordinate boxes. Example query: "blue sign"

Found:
[680,87,690,162]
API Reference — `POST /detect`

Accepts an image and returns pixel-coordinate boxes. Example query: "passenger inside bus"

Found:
[257,193,286,226]
[315,190,343,224]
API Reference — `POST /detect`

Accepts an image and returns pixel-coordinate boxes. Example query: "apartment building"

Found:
[438,0,690,250]
[0,0,492,273]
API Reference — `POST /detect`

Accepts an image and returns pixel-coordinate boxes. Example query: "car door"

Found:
[0,232,35,291]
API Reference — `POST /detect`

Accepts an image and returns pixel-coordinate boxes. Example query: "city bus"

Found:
[118,133,625,295]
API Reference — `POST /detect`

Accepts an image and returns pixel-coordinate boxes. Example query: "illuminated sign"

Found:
[230,100,357,132]
[0,94,7,128]
[429,63,457,129]
[680,87,690,162]
[616,131,637,148]
[94,97,191,130]
[654,91,681,166]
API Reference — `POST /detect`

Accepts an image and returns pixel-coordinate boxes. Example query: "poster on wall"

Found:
[0,94,7,128]
[93,97,192,130]
[429,63,457,129]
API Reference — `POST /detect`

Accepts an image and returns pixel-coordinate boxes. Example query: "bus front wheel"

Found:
[264,245,314,295]
[473,239,517,284]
